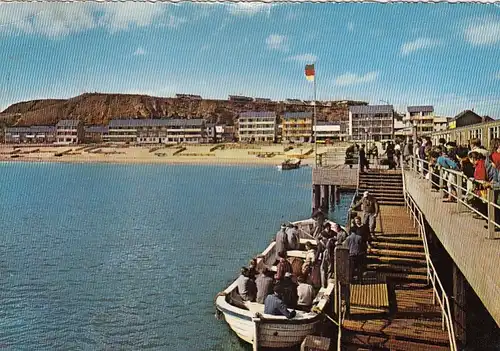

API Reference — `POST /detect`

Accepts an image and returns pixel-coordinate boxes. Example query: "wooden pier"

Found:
[311,164,357,212]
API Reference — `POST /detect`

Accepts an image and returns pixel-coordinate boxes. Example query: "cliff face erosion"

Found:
[0,93,368,126]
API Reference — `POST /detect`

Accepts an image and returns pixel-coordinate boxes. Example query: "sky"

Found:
[0,2,499,117]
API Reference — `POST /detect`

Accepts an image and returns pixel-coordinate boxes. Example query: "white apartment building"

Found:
[348,105,394,141]
[404,106,435,135]
[55,120,84,144]
[313,122,341,142]
[237,111,277,143]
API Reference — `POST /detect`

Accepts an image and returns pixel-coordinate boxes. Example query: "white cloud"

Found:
[347,21,354,32]
[266,34,288,51]
[464,16,500,46]
[0,3,180,38]
[287,53,317,64]
[226,3,274,16]
[400,38,441,56]
[334,71,379,87]
[133,47,146,56]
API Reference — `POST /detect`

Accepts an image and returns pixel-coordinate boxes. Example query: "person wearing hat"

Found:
[352,191,379,236]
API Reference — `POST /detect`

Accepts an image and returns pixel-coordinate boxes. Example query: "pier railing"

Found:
[406,155,500,239]
[402,156,458,351]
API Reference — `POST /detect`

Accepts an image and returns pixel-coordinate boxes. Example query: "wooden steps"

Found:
[342,332,451,351]
[370,235,423,244]
[367,248,426,260]
[366,255,427,267]
[369,241,423,251]
[366,264,427,275]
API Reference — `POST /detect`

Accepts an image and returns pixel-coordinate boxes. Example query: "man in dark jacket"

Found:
[345,219,369,283]
[264,285,296,319]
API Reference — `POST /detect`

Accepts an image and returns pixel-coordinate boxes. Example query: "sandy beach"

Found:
[0,143,349,166]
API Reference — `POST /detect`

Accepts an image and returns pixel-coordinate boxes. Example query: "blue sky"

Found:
[0,2,499,117]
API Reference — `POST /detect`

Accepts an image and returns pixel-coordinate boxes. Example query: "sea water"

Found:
[0,162,352,350]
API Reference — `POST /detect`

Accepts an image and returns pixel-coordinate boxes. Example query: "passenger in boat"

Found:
[301,243,316,276]
[236,267,257,302]
[332,223,348,246]
[278,272,298,308]
[264,285,296,319]
[248,258,258,280]
[275,251,292,281]
[275,224,288,256]
[311,209,326,238]
[321,222,335,240]
[296,274,315,311]
[256,267,275,304]
[285,223,300,250]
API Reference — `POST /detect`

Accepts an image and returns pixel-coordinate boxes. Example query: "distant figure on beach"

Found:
[255,267,275,304]
[236,267,257,302]
[264,285,296,319]
[275,224,288,255]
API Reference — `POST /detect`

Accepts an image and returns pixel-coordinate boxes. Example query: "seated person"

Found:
[264,285,296,319]
[236,267,256,302]
[255,267,275,304]
[296,274,315,310]
[277,272,298,309]
[275,251,292,281]
[248,258,258,280]
[301,243,316,275]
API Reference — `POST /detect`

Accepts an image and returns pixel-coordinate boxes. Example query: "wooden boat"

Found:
[215,218,336,349]
[280,158,301,170]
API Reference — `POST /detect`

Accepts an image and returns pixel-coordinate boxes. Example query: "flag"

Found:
[305,64,315,81]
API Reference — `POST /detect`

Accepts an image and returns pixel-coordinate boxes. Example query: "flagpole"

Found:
[313,67,317,167]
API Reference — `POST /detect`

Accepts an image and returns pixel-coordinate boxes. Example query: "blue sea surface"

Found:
[0,163,351,350]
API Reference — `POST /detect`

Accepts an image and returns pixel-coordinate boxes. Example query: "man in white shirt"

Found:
[296,275,315,310]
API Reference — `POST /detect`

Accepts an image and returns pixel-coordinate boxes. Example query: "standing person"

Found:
[320,239,335,288]
[285,223,300,250]
[264,285,296,319]
[353,191,379,236]
[394,141,402,168]
[359,144,368,173]
[275,224,288,256]
[403,138,413,165]
[433,149,460,202]
[344,224,368,284]
[332,223,348,246]
[311,208,326,239]
[385,141,395,169]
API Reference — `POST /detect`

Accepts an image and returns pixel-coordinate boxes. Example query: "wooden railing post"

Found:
[487,188,496,239]
[456,175,465,212]
[439,167,445,197]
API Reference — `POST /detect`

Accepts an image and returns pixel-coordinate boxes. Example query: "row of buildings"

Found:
[3,106,493,145]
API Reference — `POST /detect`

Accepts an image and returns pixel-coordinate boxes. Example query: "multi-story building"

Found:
[433,116,450,132]
[313,122,341,142]
[348,105,394,141]
[238,112,277,143]
[55,120,84,144]
[4,126,56,144]
[205,123,217,143]
[404,106,435,135]
[107,118,206,144]
[281,112,313,143]
[84,126,109,143]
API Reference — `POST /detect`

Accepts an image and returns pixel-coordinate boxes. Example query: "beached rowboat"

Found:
[215,218,336,349]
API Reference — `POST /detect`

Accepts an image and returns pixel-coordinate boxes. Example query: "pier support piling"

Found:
[312,185,321,212]
[320,185,330,212]
[453,263,467,347]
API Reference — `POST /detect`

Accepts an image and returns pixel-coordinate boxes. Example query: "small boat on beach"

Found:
[215,218,336,349]
[278,158,301,170]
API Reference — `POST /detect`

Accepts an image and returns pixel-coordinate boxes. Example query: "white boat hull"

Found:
[215,218,336,349]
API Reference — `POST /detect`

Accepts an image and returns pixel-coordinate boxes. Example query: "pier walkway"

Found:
[403,160,500,328]
[340,169,454,350]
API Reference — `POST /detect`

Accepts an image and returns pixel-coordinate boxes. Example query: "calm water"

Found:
[0,162,351,350]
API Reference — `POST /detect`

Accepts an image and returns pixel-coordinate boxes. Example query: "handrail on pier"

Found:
[406,155,500,240]
[403,155,458,351]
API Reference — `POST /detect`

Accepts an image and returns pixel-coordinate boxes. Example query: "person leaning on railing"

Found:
[429,149,460,203]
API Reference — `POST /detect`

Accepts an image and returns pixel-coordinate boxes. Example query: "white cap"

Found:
[363,191,369,197]
[284,272,292,278]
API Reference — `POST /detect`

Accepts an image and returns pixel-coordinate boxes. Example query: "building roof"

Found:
[283,112,313,119]
[452,110,482,121]
[349,105,394,114]
[108,118,205,127]
[238,111,276,118]
[56,119,81,127]
[6,126,56,133]
[85,126,109,133]
[407,106,434,113]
